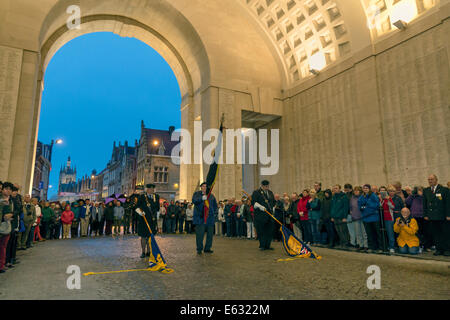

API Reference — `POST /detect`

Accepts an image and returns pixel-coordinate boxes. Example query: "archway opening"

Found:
[34,31,181,202]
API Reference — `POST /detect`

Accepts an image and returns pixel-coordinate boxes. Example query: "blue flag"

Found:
[280,225,321,260]
[147,234,174,273]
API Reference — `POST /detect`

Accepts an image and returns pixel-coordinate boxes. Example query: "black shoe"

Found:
[140,253,145,258]
[265,247,274,250]
[204,250,213,253]
[0,270,5,274]
[146,252,150,257]
[197,251,203,255]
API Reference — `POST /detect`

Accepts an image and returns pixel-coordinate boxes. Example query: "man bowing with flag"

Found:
[192,182,218,255]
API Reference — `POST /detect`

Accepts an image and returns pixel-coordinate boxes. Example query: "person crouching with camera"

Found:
[394,208,420,255]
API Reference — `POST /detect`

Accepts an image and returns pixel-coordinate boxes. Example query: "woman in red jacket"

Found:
[297,189,312,244]
[61,205,74,239]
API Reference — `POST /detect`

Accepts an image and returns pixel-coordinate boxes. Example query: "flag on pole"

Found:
[202,114,225,223]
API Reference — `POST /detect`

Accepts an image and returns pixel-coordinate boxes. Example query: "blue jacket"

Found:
[192,191,218,226]
[330,192,349,221]
[78,206,86,219]
[358,193,380,223]
[306,198,321,220]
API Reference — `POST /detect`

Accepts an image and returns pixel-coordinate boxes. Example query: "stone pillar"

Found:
[7,50,40,193]
[0,45,23,182]
[200,86,243,201]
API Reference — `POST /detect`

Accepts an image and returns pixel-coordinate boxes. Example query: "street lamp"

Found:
[153,140,159,146]
[55,139,63,144]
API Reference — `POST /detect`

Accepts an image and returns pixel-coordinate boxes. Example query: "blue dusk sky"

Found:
[38,32,181,198]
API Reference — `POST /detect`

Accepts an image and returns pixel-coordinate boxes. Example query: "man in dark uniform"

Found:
[192,182,218,254]
[251,180,276,251]
[423,174,450,256]
[137,184,159,234]
[135,184,159,258]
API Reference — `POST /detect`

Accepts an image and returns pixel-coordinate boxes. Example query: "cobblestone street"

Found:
[1,234,449,300]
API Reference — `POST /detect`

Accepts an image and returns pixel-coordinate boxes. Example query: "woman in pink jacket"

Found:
[61,205,74,239]
[297,189,312,244]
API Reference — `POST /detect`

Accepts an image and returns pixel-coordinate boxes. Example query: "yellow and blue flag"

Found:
[147,233,174,274]
[280,225,321,260]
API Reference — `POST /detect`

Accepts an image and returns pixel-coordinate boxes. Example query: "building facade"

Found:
[31,140,53,201]
[136,121,180,201]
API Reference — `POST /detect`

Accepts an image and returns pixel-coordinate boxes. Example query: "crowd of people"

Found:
[212,175,449,257]
[1,174,449,273]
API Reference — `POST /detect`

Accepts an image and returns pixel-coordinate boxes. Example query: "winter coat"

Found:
[61,210,74,225]
[394,217,419,248]
[321,197,332,220]
[358,193,380,223]
[104,206,115,221]
[349,195,362,221]
[381,198,395,221]
[41,207,55,222]
[113,206,124,220]
[297,196,310,221]
[192,191,217,226]
[423,185,450,221]
[330,192,349,222]
[405,195,423,218]
[306,198,321,220]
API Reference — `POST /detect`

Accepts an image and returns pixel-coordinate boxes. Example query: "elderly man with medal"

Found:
[251,180,276,251]
[135,184,160,258]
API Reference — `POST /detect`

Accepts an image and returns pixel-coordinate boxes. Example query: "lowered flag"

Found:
[279,225,321,260]
[142,214,174,274]
[242,190,322,261]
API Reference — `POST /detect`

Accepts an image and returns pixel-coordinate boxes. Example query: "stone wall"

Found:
[273,20,450,194]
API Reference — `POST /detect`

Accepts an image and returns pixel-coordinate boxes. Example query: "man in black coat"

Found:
[251,180,276,251]
[423,174,450,256]
[137,184,159,235]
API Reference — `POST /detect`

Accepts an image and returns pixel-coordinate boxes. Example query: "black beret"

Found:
[146,184,156,188]
[261,180,270,186]
[200,182,207,187]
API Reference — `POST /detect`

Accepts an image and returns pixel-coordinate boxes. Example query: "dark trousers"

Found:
[334,220,350,246]
[415,217,431,249]
[105,220,113,235]
[222,222,227,235]
[98,219,105,235]
[299,220,312,243]
[51,223,61,240]
[195,224,214,252]
[429,220,449,252]
[185,221,193,233]
[178,218,185,233]
[226,219,232,237]
[6,231,17,264]
[41,221,49,239]
[132,215,138,234]
[254,214,274,249]
[27,226,35,246]
[364,221,382,250]
[321,219,335,245]
[236,219,244,237]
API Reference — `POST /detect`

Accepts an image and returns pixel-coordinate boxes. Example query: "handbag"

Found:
[0,220,11,235]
